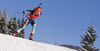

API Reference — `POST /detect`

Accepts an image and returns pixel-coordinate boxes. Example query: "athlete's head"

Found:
[35,7,41,15]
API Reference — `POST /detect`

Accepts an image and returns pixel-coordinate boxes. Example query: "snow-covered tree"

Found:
[0,10,25,38]
[0,10,3,33]
[17,18,21,27]
[13,17,19,35]
[8,17,19,35]
[8,16,14,35]
[2,10,8,34]
[81,25,99,51]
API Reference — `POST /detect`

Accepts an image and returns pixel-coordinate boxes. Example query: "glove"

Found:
[23,11,25,14]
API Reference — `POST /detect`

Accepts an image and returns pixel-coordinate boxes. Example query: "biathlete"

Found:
[13,6,42,41]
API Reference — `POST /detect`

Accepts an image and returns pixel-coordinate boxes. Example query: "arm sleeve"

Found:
[25,10,32,13]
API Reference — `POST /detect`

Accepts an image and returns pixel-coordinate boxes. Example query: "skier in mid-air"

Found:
[13,4,42,41]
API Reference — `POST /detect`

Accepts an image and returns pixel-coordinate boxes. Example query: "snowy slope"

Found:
[0,33,77,51]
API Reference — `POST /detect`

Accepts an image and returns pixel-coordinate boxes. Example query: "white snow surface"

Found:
[0,33,77,51]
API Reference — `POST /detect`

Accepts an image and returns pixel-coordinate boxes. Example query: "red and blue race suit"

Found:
[17,10,41,34]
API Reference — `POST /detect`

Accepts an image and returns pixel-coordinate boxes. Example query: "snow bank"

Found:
[0,33,77,51]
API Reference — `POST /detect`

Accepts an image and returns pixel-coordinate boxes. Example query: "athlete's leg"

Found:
[29,20,36,40]
[13,19,29,36]
[17,19,29,33]
[31,21,36,34]
[17,24,26,33]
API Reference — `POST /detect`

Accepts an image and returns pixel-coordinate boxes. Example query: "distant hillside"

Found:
[59,45,82,51]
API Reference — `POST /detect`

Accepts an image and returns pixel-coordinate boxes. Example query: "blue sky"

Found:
[0,0,100,48]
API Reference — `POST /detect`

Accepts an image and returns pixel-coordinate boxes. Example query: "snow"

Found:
[0,33,77,51]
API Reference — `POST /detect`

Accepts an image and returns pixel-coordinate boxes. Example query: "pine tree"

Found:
[17,18,21,27]
[0,10,25,38]
[8,16,13,35]
[8,16,19,35]
[2,10,8,34]
[55,42,58,45]
[0,10,2,33]
[13,17,19,33]
[81,25,99,51]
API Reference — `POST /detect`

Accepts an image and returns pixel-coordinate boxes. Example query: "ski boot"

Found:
[12,32,17,36]
[29,33,34,41]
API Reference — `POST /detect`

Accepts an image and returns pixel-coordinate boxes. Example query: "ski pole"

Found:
[16,12,25,18]
[38,3,42,7]
[23,11,25,18]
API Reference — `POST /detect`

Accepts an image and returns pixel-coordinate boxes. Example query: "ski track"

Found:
[0,33,77,51]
